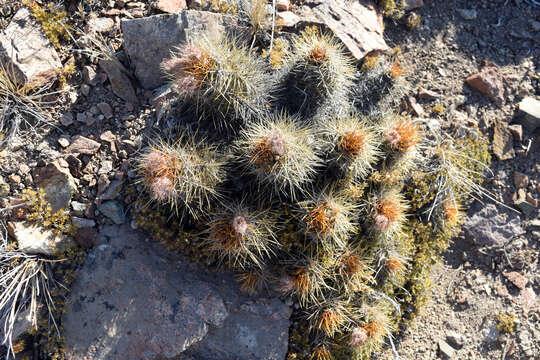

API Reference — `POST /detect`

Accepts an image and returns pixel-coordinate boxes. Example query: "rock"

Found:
[508,124,523,143]
[492,121,515,160]
[408,96,425,117]
[446,331,466,349]
[62,225,291,360]
[83,65,99,86]
[7,221,74,255]
[438,339,455,359]
[71,217,96,229]
[418,87,441,100]
[152,0,187,13]
[0,8,62,87]
[513,172,529,189]
[520,288,537,315]
[122,10,242,89]
[99,58,139,104]
[97,102,113,119]
[481,322,499,343]
[98,200,125,224]
[65,135,101,155]
[58,137,70,148]
[276,0,292,11]
[293,0,388,61]
[81,84,91,96]
[87,17,115,33]
[457,9,477,20]
[276,11,300,27]
[98,179,123,201]
[75,227,99,248]
[504,271,528,290]
[466,63,505,105]
[518,97,540,132]
[0,308,33,344]
[514,194,536,217]
[464,204,525,246]
[35,161,77,212]
[71,201,87,214]
[60,112,74,126]
[76,112,87,124]
[403,0,424,10]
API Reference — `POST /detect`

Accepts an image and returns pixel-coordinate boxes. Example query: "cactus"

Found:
[135,25,490,360]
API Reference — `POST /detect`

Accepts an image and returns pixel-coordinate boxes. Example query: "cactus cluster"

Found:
[134,27,489,360]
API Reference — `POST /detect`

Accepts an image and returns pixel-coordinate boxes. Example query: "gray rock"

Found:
[58,137,70,148]
[71,217,96,229]
[481,321,499,343]
[60,112,74,126]
[464,204,525,246]
[457,9,477,20]
[292,0,389,60]
[0,308,34,343]
[519,97,540,132]
[7,221,74,256]
[98,179,123,201]
[514,198,536,217]
[62,225,291,360]
[0,8,62,87]
[83,65,99,86]
[98,200,125,224]
[87,17,115,33]
[99,58,139,105]
[35,161,77,212]
[121,10,242,89]
[438,339,455,358]
[65,135,101,155]
[403,0,424,10]
[97,102,113,119]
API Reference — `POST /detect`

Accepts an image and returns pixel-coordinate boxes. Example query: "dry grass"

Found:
[0,224,62,358]
[0,62,60,149]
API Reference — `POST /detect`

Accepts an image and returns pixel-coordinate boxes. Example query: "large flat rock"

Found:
[62,225,291,360]
[0,8,61,86]
[121,10,242,89]
[292,0,388,60]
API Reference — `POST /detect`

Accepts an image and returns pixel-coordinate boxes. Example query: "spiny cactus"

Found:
[135,25,490,360]
[234,111,321,199]
[204,201,279,269]
[162,35,275,127]
[136,134,225,218]
[319,112,380,180]
[281,27,356,114]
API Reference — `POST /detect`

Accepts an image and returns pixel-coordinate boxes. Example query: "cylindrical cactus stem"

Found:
[308,298,353,337]
[376,116,422,182]
[367,188,408,246]
[204,201,279,269]
[319,113,381,180]
[286,27,356,109]
[296,188,357,251]
[161,35,275,127]
[136,135,225,219]
[235,111,321,199]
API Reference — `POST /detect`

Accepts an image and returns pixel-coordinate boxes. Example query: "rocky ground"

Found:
[0,0,538,359]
